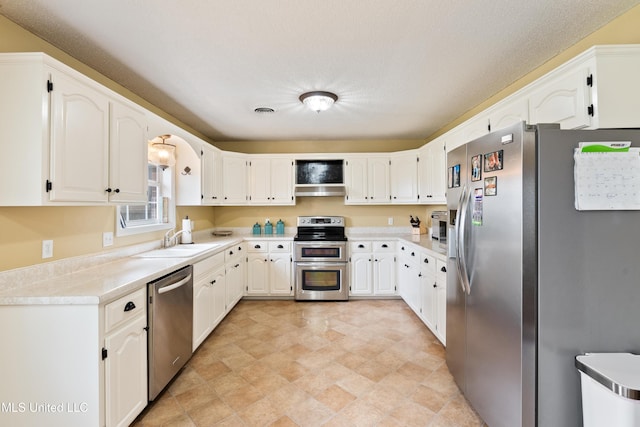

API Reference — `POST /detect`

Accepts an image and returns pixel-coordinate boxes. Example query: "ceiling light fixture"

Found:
[299,91,338,112]
[148,134,176,170]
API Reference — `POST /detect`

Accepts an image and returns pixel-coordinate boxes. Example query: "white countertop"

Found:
[0,230,445,306]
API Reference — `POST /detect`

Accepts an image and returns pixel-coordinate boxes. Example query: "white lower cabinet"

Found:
[350,241,396,296]
[225,243,246,307]
[435,259,447,345]
[193,252,226,351]
[397,243,420,310]
[398,244,447,345]
[103,288,148,427]
[246,240,293,296]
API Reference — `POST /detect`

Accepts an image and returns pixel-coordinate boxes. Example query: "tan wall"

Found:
[1,5,640,271]
[214,139,424,153]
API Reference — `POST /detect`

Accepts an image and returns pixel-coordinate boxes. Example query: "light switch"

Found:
[42,240,53,259]
[103,232,114,247]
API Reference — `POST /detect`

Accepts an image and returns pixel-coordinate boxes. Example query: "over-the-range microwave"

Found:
[294,159,346,197]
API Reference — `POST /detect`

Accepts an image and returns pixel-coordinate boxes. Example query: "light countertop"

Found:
[0,230,445,306]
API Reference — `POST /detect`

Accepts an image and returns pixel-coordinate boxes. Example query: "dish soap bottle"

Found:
[276,219,285,235]
[264,220,273,235]
[252,222,261,235]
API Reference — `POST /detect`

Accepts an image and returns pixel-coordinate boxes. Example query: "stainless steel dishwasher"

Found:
[147,265,193,400]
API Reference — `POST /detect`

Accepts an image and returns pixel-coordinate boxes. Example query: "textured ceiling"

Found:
[0,0,638,142]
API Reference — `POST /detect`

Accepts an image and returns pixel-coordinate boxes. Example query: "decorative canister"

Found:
[276,219,285,234]
[252,222,261,235]
[264,220,273,235]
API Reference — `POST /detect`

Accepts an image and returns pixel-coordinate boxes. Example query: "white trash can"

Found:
[575,353,640,427]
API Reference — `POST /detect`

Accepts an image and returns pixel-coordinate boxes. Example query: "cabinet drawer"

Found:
[247,241,269,252]
[373,241,395,252]
[105,288,146,333]
[194,252,225,278]
[225,244,244,262]
[268,241,291,252]
[350,242,372,252]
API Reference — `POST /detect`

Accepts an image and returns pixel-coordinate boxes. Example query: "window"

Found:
[116,164,174,236]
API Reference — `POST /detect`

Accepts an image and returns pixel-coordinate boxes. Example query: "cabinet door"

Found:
[345,157,368,203]
[249,158,271,204]
[222,154,248,204]
[202,144,222,204]
[104,314,147,427]
[49,69,110,202]
[193,278,213,350]
[420,254,437,330]
[528,65,591,129]
[210,267,227,328]
[435,260,447,345]
[226,259,245,308]
[247,254,269,295]
[270,253,292,295]
[487,96,529,133]
[390,152,418,203]
[373,253,396,295]
[350,253,373,295]
[418,139,446,204]
[109,100,148,203]
[270,158,294,204]
[368,157,390,203]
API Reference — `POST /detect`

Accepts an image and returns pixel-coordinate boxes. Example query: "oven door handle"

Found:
[295,262,347,267]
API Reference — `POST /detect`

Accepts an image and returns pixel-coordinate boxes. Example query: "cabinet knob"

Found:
[411,252,415,256]
[105,188,112,193]
[229,250,234,255]
[114,188,120,193]
[424,258,429,263]
[440,266,447,272]
[124,301,136,312]
[211,280,216,285]
[433,284,437,288]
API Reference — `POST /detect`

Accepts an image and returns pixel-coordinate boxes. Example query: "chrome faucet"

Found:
[162,229,187,248]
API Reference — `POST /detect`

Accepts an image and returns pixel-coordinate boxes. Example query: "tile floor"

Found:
[133,299,485,427]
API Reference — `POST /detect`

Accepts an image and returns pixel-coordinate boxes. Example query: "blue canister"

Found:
[252,222,261,235]
[276,219,285,234]
[264,220,273,235]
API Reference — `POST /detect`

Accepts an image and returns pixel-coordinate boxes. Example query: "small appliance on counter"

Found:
[430,211,448,243]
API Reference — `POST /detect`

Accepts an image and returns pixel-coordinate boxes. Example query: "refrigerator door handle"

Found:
[457,186,472,295]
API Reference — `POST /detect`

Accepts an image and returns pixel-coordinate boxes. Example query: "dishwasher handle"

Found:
[157,274,192,294]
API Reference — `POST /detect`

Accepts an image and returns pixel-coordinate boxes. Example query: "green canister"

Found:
[264,220,273,235]
[276,219,285,234]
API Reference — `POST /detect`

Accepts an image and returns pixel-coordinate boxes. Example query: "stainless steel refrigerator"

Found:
[446,122,640,427]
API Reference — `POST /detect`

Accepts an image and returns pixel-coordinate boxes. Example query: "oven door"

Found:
[295,262,349,301]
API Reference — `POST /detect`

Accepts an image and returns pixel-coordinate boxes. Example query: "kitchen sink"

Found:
[135,243,221,258]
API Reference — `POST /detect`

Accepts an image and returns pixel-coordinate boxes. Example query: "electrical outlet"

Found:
[103,232,114,247]
[265,218,270,224]
[388,217,394,225]
[42,240,53,259]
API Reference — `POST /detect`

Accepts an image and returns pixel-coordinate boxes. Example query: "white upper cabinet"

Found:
[222,152,248,204]
[418,138,446,204]
[345,156,390,204]
[201,143,223,205]
[486,96,529,133]
[248,157,294,205]
[390,151,418,203]
[108,99,148,204]
[528,64,591,129]
[48,67,111,202]
[0,53,148,206]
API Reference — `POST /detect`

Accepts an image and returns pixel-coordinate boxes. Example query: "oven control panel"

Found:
[297,216,344,226]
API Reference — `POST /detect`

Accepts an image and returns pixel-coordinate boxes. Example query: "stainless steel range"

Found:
[293,216,349,301]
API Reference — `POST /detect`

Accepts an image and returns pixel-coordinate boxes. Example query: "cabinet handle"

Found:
[277,245,284,249]
[411,252,415,256]
[440,266,447,272]
[424,258,429,263]
[358,244,365,248]
[433,284,437,288]
[229,250,234,255]
[234,263,240,268]
[124,301,136,312]
[210,280,216,285]
[255,244,261,249]
[418,273,422,277]
[381,244,388,248]
[114,188,120,193]
[401,246,405,250]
